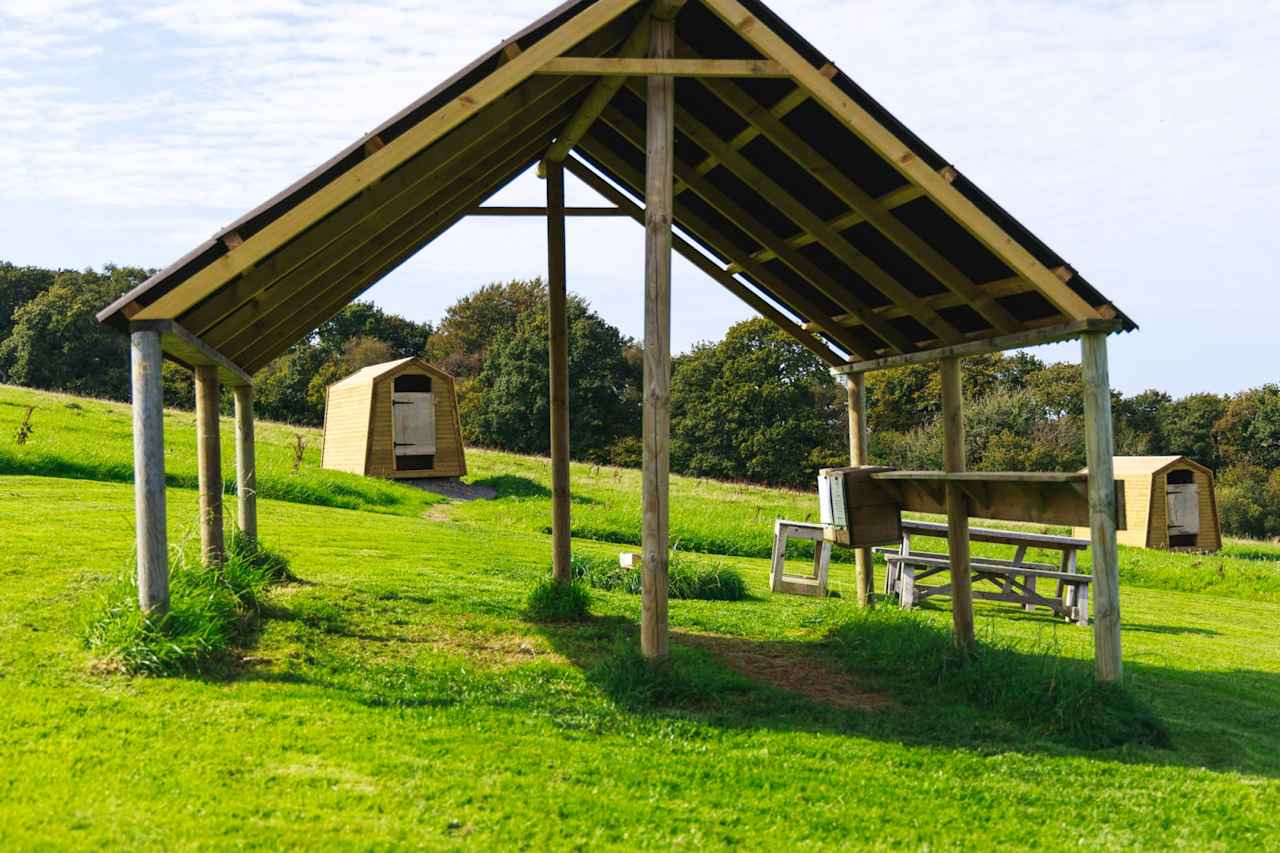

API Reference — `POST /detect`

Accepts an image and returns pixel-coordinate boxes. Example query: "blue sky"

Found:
[1,0,1277,396]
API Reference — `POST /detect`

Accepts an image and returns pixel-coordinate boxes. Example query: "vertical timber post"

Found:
[940,357,975,648]
[130,327,169,615]
[641,10,677,660]
[846,374,874,606]
[233,384,258,543]
[546,158,573,585]
[194,364,225,565]
[1082,332,1122,681]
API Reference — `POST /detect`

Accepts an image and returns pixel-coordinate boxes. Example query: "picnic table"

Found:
[876,520,1093,626]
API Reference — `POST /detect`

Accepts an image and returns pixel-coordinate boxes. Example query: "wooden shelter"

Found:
[322,357,466,480]
[1074,457,1220,552]
[97,0,1134,680]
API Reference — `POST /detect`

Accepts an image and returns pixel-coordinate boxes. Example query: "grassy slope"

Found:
[1,385,1279,847]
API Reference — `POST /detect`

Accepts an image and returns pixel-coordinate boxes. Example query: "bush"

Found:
[524,577,591,622]
[1217,464,1280,539]
[84,539,293,676]
[826,607,1169,749]
[571,551,748,601]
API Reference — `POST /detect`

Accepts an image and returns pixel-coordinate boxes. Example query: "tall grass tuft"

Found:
[826,606,1170,749]
[571,551,748,601]
[84,537,293,676]
[524,577,592,622]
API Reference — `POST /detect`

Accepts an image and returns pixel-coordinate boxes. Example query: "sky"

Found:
[1,0,1277,396]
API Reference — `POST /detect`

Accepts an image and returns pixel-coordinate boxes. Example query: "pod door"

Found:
[1166,469,1199,547]
[392,373,435,471]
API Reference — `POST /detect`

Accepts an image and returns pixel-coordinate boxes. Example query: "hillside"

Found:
[1,384,1279,847]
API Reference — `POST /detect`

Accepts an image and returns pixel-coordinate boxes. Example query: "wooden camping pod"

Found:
[1074,456,1220,552]
[322,357,466,479]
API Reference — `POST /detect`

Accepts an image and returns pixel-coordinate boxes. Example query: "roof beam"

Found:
[564,156,844,367]
[802,275,1034,332]
[624,78,963,345]
[599,102,914,353]
[576,136,873,358]
[130,319,251,387]
[699,0,1103,324]
[696,76,1023,334]
[183,70,603,339]
[226,114,570,369]
[538,57,787,77]
[830,319,1124,375]
[131,0,644,324]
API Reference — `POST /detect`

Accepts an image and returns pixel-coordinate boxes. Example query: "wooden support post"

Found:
[641,15,675,660]
[940,357,975,648]
[194,364,224,565]
[846,374,874,606]
[130,328,169,616]
[546,159,573,585]
[1082,332,1122,681]
[233,384,258,543]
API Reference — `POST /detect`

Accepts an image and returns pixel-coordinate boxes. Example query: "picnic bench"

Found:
[876,520,1093,626]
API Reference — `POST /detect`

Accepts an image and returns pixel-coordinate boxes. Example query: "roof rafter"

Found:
[564,156,843,366]
[699,0,1104,323]
[575,136,874,358]
[623,78,963,345]
[597,103,913,353]
[230,113,570,370]
[695,75,1023,334]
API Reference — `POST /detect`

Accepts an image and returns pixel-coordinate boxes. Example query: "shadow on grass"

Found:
[219,581,1279,779]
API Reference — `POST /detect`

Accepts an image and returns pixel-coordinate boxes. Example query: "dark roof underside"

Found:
[99,0,1134,374]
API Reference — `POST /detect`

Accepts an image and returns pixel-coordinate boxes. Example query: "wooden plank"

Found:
[698,0,1106,323]
[624,78,962,346]
[641,16,674,661]
[830,319,1124,374]
[538,57,788,76]
[563,157,842,366]
[233,384,258,542]
[130,319,252,387]
[230,116,567,370]
[546,159,573,585]
[807,275,1032,332]
[574,137,872,358]
[599,104,911,353]
[698,76,1022,334]
[846,374,875,606]
[941,356,975,648]
[133,0,644,322]
[130,327,169,615]
[194,364,225,566]
[1082,331,1122,682]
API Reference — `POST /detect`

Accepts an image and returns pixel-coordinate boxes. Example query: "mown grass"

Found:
[2,475,1279,848]
[0,384,442,516]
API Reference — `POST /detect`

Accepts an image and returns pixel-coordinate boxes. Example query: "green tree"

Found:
[468,294,638,461]
[426,279,546,379]
[1215,385,1280,471]
[1162,392,1227,468]
[315,301,431,359]
[671,318,841,487]
[1114,389,1171,456]
[0,262,55,352]
[0,266,147,399]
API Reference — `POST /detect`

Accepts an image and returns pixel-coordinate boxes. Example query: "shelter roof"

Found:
[98,0,1134,374]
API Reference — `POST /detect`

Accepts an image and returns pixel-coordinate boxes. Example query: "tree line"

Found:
[3,261,1278,539]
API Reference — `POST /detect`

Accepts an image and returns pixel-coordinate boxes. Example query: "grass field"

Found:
[2,384,1279,848]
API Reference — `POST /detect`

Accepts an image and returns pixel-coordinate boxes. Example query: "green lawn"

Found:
[1,385,1279,848]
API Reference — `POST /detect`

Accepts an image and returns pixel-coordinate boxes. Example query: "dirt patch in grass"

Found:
[674,632,893,712]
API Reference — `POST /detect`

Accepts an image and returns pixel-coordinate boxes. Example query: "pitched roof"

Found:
[327,356,449,390]
[1107,456,1212,477]
[98,0,1134,375]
